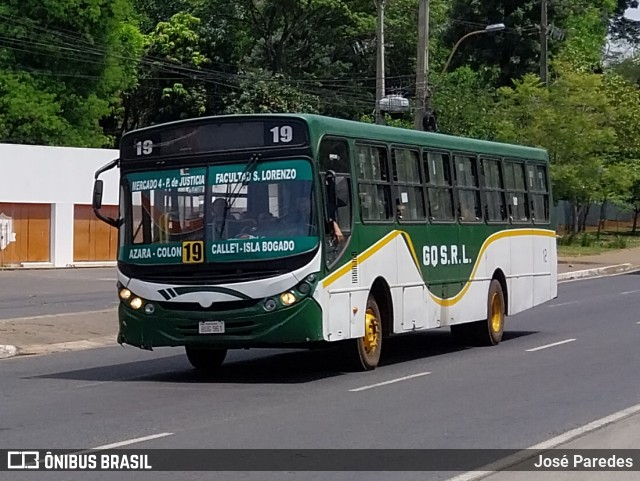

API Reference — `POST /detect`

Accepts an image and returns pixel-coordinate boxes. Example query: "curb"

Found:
[0,344,18,359]
[0,336,115,360]
[558,263,635,281]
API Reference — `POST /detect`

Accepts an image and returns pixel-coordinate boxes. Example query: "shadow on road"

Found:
[30,329,537,385]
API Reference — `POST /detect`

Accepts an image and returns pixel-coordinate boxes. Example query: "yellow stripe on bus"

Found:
[321,230,402,288]
[321,228,556,307]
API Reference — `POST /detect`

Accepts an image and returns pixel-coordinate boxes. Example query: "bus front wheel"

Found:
[451,279,505,346]
[343,296,383,371]
[185,346,227,371]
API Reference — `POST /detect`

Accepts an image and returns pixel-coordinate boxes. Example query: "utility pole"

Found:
[375,0,386,125]
[414,0,429,130]
[540,0,548,85]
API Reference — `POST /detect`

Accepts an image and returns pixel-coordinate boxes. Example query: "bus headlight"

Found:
[119,288,132,300]
[130,297,144,310]
[280,292,297,306]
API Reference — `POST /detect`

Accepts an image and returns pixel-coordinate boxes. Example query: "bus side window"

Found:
[424,151,454,221]
[526,163,549,223]
[392,148,426,221]
[356,144,393,222]
[504,161,530,222]
[319,138,352,264]
[482,157,507,222]
[453,155,482,222]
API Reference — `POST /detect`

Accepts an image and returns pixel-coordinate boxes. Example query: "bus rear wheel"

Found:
[185,346,227,371]
[343,296,383,371]
[451,279,505,346]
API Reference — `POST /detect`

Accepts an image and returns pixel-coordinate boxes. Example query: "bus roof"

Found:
[123,113,549,163]
[295,114,549,162]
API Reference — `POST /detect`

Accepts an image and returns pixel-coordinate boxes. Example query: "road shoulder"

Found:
[0,310,117,358]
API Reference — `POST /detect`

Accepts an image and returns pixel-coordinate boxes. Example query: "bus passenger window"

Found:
[453,155,482,222]
[424,152,454,221]
[483,158,507,222]
[527,164,549,223]
[504,161,530,222]
[356,144,392,221]
[392,148,426,221]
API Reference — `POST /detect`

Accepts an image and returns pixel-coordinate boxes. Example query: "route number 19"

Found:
[182,241,204,264]
[270,126,293,143]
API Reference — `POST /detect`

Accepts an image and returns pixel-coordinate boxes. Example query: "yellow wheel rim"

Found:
[490,292,503,333]
[363,308,381,355]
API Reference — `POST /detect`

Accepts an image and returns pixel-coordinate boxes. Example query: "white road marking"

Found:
[525,338,576,352]
[98,278,117,282]
[620,289,640,295]
[349,372,431,392]
[547,300,578,308]
[637,321,640,324]
[92,433,174,450]
[443,403,640,481]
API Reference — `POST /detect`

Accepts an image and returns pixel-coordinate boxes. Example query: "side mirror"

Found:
[92,179,104,210]
[93,159,119,228]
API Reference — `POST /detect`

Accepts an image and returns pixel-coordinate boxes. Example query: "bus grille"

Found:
[137,270,287,285]
[158,299,260,312]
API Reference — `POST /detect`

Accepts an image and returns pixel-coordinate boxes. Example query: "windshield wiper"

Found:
[217,153,262,238]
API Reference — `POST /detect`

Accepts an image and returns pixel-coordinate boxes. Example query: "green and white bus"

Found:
[93,114,557,371]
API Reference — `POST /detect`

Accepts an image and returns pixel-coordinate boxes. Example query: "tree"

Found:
[0,0,143,146]
[121,12,210,131]
[495,71,616,234]
[441,1,618,87]
[224,69,319,114]
[609,0,640,43]
[430,66,497,139]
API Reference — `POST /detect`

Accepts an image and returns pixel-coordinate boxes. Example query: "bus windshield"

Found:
[120,159,319,264]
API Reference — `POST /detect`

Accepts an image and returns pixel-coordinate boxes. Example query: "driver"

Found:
[282,194,344,243]
[281,194,315,236]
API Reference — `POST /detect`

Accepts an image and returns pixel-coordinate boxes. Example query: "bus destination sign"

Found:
[120,119,307,160]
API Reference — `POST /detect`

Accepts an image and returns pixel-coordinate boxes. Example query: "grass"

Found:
[557,230,640,257]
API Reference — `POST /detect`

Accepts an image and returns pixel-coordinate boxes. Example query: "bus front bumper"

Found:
[117,297,324,350]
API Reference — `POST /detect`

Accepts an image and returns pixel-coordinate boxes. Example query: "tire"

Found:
[451,279,505,346]
[185,346,227,371]
[343,295,383,371]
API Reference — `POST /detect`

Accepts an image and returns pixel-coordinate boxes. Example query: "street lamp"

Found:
[440,23,506,76]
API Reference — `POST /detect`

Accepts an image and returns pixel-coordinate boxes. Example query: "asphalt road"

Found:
[0,268,118,319]
[1,272,640,481]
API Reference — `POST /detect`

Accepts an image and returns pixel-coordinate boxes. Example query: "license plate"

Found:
[198,321,225,334]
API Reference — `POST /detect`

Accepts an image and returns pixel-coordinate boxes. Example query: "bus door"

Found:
[319,138,356,338]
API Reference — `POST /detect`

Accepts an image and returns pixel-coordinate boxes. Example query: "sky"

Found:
[626,7,640,21]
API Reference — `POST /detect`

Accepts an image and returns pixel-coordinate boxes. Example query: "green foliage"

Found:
[555,3,613,72]
[225,69,319,114]
[431,67,497,139]
[122,12,209,130]
[0,0,143,146]
[495,70,616,205]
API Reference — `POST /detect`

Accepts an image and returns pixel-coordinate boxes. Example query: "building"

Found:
[0,143,119,267]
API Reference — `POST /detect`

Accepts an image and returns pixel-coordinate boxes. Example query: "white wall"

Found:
[0,143,120,267]
[0,143,119,205]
